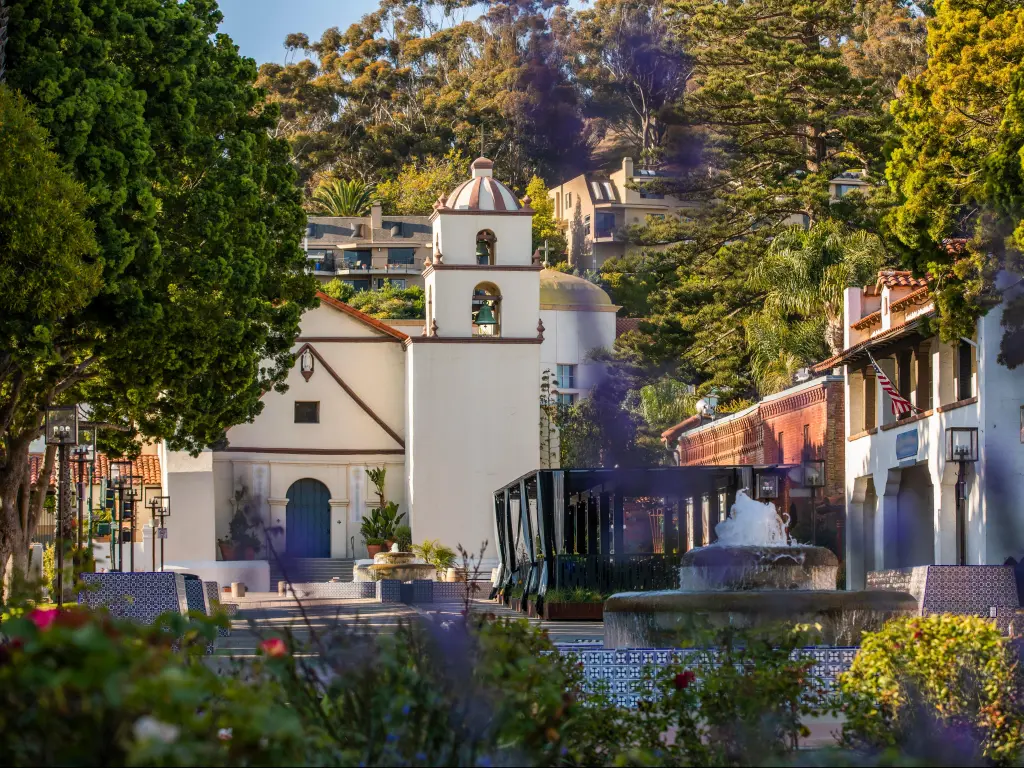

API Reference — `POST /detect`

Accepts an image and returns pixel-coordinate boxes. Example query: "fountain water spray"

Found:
[711,490,791,548]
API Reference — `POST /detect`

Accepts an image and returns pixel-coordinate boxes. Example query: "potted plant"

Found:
[219,504,261,561]
[412,539,456,579]
[217,536,238,561]
[92,507,113,542]
[540,587,605,621]
[394,524,413,553]
[365,537,386,558]
[363,467,406,553]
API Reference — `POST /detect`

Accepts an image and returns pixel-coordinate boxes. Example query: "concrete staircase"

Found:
[269,558,355,586]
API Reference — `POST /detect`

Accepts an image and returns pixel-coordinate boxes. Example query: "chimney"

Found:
[370,201,382,232]
[622,157,634,178]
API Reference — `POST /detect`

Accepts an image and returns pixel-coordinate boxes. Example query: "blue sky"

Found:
[217,0,381,65]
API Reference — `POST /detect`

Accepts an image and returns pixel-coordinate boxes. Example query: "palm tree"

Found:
[750,221,887,358]
[746,314,829,395]
[312,179,375,217]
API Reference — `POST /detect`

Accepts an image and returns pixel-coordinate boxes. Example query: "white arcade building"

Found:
[158,158,616,590]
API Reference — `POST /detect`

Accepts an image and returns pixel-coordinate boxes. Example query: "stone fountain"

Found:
[353,545,437,583]
[604,490,917,647]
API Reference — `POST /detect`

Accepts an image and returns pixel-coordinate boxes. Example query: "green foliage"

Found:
[840,614,1024,764]
[525,176,567,257]
[224,508,261,554]
[0,604,307,766]
[321,278,355,304]
[351,283,426,320]
[887,0,1024,364]
[0,85,99,337]
[544,587,604,604]
[412,539,457,578]
[361,466,406,544]
[312,178,374,216]
[624,376,696,433]
[41,545,55,599]
[376,150,471,216]
[2,0,317,487]
[393,525,413,553]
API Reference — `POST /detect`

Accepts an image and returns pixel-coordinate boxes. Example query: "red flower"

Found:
[28,608,59,631]
[259,637,287,657]
[674,670,697,690]
[913,630,923,640]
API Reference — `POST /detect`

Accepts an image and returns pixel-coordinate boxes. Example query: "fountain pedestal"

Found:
[603,490,917,647]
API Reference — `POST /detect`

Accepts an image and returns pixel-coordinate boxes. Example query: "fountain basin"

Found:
[353,551,437,582]
[680,545,838,591]
[604,589,918,647]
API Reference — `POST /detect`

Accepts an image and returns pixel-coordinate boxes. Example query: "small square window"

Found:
[294,401,320,424]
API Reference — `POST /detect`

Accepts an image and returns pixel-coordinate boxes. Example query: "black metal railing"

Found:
[553,553,681,593]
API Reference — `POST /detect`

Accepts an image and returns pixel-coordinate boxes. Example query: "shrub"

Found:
[0,603,310,766]
[839,614,1024,765]
[544,587,604,604]
[412,539,456,577]
[394,524,413,552]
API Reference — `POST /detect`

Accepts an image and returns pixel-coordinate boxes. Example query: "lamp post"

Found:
[71,428,95,551]
[147,496,170,572]
[108,460,132,571]
[44,405,78,607]
[803,460,826,546]
[946,427,979,565]
[124,477,142,572]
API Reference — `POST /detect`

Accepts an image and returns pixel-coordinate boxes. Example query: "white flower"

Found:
[218,728,233,741]
[133,716,180,744]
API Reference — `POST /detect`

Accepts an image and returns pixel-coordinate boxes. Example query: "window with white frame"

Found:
[556,393,576,406]
[556,364,576,389]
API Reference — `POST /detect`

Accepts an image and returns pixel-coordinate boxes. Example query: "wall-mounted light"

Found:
[945,426,978,463]
[756,474,780,500]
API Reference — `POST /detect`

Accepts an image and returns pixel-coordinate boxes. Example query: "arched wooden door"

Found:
[286,479,331,558]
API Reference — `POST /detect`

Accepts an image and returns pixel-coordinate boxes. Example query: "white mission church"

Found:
[157,158,617,589]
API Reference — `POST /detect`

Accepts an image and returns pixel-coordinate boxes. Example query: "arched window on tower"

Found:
[472,282,501,337]
[475,230,496,265]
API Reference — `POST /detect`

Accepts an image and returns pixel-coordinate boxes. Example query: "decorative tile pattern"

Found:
[289,581,375,599]
[376,579,402,603]
[204,581,230,638]
[183,575,207,615]
[78,573,189,622]
[554,644,859,708]
[433,582,469,601]
[412,580,433,604]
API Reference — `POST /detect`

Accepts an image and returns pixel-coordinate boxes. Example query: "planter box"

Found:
[542,602,604,621]
[526,598,540,618]
[509,597,523,613]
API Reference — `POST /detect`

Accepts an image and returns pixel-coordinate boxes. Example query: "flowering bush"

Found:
[0,603,311,766]
[839,614,1024,765]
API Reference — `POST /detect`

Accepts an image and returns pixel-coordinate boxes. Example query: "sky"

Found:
[217,0,381,65]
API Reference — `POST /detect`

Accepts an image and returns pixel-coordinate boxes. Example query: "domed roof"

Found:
[443,157,522,212]
[539,269,614,310]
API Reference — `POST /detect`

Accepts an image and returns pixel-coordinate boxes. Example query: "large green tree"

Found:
[886,0,1024,366]
[605,0,897,400]
[0,0,315,575]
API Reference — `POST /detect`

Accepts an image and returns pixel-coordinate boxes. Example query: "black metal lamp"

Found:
[803,460,826,489]
[44,405,78,446]
[946,426,978,565]
[756,473,780,500]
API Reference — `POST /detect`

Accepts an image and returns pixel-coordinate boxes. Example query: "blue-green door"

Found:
[286,479,331,558]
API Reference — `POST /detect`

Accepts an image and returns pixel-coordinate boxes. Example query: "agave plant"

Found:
[312,179,375,216]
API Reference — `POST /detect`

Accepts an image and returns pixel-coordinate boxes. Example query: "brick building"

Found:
[661,376,846,556]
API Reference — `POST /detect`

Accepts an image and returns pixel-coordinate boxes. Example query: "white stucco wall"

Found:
[427,268,541,339]
[844,274,1024,587]
[405,341,541,563]
[539,307,616,395]
[162,449,217,563]
[433,213,533,267]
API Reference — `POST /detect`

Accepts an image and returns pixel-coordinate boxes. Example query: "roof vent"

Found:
[390,223,402,237]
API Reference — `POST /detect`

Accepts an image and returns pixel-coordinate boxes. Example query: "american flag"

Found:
[867,351,915,416]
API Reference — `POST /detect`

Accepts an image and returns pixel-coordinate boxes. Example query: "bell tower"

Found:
[424,157,540,339]
[405,157,542,567]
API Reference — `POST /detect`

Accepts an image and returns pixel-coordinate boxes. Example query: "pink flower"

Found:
[28,608,59,631]
[259,637,287,657]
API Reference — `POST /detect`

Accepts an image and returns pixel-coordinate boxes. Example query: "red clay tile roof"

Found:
[29,453,162,488]
[812,313,934,373]
[889,285,931,312]
[850,310,881,330]
[661,414,703,444]
[876,270,928,289]
[316,292,411,341]
[616,317,643,337]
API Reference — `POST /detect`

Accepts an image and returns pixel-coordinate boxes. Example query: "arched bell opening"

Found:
[472,282,501,337]
[476,230,496,265]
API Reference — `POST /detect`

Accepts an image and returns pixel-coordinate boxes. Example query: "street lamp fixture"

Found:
[44,405,78,608]
[756,473,780,500]
[147,495,171,571]
[946,426,979,565]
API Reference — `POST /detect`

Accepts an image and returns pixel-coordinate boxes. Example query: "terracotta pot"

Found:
[218,541,238,561]
[244,546,256,560]
[367,544,383,558]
